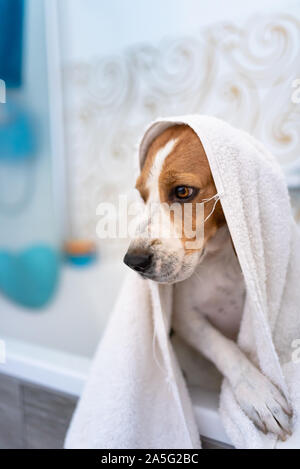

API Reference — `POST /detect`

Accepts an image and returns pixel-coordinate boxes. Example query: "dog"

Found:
[124,124,293,441]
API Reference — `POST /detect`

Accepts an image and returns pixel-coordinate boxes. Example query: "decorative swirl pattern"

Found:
[62,14,300,246]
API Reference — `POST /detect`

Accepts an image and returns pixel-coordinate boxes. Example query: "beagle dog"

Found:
[124,124,292,441]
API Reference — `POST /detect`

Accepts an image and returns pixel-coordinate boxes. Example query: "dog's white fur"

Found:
[147,139,178,202]
[172,225,291,439]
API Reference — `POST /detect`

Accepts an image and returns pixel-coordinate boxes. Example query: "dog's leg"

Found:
[173,309,293,440]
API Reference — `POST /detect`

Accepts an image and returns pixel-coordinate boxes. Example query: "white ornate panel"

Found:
[62,14,300,248]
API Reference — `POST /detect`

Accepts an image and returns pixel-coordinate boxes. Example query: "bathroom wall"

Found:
[1,0,300,358]
[59,0,299,61]
[57,0,300,249]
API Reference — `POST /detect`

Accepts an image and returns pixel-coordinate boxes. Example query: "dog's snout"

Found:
[123,251,153,273]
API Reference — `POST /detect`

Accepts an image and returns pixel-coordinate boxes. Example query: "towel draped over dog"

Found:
[65,115,300,449]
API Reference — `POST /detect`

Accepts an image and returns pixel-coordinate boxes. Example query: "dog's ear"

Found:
[139,152,146,170]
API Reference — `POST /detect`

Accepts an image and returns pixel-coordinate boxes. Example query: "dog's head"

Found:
[124,124,225,283]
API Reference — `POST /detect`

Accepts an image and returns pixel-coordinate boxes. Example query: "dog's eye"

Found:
[174,186,195,200]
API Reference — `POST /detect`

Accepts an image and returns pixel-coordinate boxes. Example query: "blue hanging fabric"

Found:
[0,0,25,88]
[0,0,60,309]
[0,0,33,163]
[0,0,35,213]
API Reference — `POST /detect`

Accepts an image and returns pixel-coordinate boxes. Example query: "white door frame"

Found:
[44,0,69,240]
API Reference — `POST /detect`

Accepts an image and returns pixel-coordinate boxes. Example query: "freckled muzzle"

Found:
[123,241,193,283]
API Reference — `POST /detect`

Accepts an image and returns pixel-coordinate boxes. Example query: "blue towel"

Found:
[0,245,60,308]
[0,0,25,88]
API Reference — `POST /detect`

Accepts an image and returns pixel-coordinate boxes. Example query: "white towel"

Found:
[65,115,300,449]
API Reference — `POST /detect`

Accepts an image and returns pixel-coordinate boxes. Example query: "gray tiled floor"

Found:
[22,385,77,449]
[201,436,233,449]
[0,372,232,449]
[0,374,24,449]
[0,373,77,449]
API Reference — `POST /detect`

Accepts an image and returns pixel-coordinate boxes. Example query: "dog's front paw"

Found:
[232,366,293,441]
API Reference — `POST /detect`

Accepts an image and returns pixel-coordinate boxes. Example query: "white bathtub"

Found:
[0,257,231,445]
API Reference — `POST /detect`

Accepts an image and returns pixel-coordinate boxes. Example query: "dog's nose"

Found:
[123,252,153,272]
